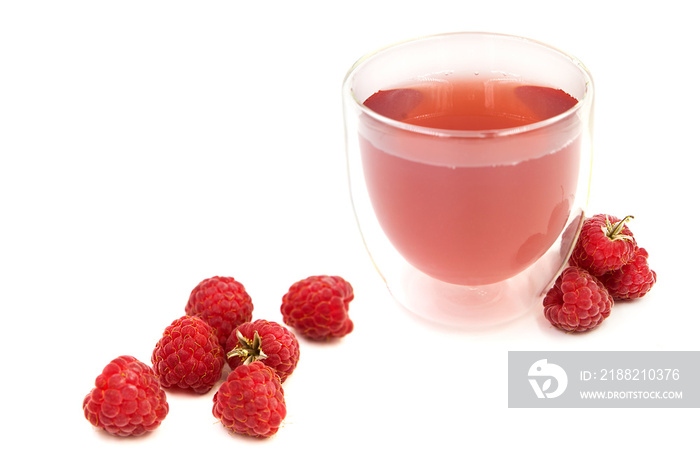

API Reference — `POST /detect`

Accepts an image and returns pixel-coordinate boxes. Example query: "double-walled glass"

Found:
[343,32,594,327]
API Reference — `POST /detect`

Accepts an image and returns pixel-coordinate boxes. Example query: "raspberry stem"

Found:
[605,215,634,241]
[227,330,268,365]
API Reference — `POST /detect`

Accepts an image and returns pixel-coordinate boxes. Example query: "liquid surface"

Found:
[363,78,578,130]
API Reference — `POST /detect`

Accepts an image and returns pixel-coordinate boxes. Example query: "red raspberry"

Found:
[280,275,354,340]
[185,276,254,347]
[225,319,300,383]
[598,247,657,300]
[83,355,169,437]
[151,315,226,394]
[543,266,614,332]
[212,361,287,438]
[569,214,637,276]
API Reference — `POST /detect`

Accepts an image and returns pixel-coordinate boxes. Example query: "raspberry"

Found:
[185,276,254,347]
[225,319,300,383]
[543,266,613,332]
[280,275,354,340]
[83,355,169,437]
[151,315,226,394]
[598,247,657,300]
[569,214,637,276]
[212,361,287,438]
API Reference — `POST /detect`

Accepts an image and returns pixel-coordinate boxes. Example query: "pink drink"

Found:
[360,77,581,286]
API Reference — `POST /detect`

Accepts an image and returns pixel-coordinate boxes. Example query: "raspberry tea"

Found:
[343,33,594,326]
[360,77,580,285]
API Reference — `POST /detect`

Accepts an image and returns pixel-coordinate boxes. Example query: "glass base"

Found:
[380,244,568,329]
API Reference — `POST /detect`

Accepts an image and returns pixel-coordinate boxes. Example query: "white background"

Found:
[1,1,697,464]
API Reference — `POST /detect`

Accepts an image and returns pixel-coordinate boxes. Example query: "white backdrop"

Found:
[2,1,697,464]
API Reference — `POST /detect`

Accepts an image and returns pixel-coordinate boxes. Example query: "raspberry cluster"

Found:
[83,274,354,439]
[544,214,657,332]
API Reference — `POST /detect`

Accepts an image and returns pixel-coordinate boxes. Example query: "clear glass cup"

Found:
[342,32,594,328]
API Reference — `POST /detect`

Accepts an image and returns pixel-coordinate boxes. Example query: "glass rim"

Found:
[342,31,594,139]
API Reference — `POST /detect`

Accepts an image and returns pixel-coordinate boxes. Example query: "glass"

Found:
[343,32,594,328]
